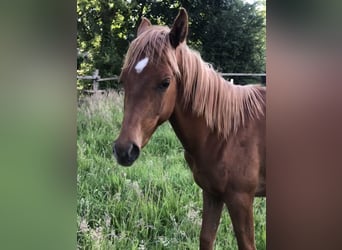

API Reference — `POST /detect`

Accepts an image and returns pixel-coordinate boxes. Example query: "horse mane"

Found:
[123,26,265,139]
[122,26,180,77]
[177,45,265,138]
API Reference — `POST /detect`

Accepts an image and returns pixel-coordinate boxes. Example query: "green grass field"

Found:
[77,91,266,249]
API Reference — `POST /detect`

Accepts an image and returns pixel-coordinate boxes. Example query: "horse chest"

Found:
[185,151,229,194]
[193,169,226,194]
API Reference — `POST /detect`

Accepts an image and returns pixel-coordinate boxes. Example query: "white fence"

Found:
[77,70,266,93]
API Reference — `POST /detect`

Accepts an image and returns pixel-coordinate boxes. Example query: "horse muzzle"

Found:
[113,141,140,166]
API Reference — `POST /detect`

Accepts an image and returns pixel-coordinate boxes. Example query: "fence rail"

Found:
[221,73,266,77]
[77,69,266,93]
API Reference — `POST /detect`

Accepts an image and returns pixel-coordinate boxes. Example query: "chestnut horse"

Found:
[113,8,265,250]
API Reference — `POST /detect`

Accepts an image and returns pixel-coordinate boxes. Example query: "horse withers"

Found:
[113,8,266,250]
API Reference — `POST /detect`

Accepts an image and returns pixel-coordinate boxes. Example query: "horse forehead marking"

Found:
[134,57,149,74]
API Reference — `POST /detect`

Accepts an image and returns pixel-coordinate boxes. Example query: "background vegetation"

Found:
[77,0,266,89]
[77,92,266,249]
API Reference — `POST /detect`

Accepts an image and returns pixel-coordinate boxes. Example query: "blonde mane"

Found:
[122,26,180,77]
[123,26,265,139]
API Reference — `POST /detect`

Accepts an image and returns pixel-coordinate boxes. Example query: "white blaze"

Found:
[134,57,149,74]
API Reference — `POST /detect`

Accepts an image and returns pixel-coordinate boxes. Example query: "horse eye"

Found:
[158,79,170,90]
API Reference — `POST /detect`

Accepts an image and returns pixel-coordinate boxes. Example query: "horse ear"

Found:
[169,8,188,48]
[137,17,152,36]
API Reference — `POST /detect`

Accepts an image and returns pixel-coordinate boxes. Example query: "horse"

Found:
[113,8,266,250]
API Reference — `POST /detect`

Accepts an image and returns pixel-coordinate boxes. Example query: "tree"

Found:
[180,0,265,82]
[77,0,265,89]
[77,0,131,75]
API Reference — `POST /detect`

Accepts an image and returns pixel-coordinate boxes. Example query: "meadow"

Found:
[77,91,266,249]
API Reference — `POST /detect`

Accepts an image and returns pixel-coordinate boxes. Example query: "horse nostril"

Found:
[128,143,140,161]
[113,141,140,166]
[112,142,118,159]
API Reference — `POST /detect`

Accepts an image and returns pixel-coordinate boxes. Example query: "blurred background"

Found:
[1,0,342,249]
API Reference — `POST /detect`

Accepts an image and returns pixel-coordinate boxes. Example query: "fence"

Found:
[77,70,266,94]
[77,69,119,94]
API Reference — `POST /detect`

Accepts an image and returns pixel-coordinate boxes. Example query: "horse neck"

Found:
[170,45,266,153]
[169,96,210,154]
[169,45,222,152]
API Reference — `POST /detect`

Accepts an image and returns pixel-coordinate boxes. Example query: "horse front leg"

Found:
[200,191,224,250]
[225,192,256,250]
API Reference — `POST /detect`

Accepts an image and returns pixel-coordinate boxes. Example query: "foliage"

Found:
[77,0,266,89]
[198,1,265,73]
[77,92,266,249]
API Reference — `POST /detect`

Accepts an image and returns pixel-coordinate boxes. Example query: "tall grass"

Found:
[77,91,266,249]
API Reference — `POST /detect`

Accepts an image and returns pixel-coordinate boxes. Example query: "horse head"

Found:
[113,9,188,166]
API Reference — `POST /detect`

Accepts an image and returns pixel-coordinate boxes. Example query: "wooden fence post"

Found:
[93,69,99,92]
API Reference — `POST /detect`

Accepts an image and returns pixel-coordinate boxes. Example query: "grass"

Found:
[77,91,266,249]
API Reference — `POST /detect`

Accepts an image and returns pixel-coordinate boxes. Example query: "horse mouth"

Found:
[116,158,136,167]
